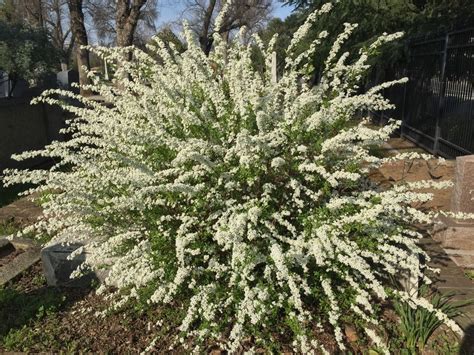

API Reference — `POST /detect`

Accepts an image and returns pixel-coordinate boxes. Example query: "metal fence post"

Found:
[434,33,449,155]
[399,68,408,137]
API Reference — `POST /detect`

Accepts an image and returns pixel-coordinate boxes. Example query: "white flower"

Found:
[271,157,286,169]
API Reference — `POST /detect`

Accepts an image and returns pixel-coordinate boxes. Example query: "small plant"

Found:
[0,287,64,338]
[2,318,81,352]
[464,270,474,281]
[394,286,471,353]
[0,221,20,236]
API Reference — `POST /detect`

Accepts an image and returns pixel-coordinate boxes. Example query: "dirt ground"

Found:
[367,137,455,212]
[372,157,455,211]
[0,243,24,267]
[0,263,163,353]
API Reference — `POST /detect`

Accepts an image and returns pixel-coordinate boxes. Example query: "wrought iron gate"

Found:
[386,28,474,158]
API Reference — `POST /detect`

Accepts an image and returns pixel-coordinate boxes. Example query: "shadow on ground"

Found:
[460,324,474,354]
[0,262,90,340]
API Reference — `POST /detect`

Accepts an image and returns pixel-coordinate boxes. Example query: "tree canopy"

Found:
[0,20,58,96]
[268,0,474,83]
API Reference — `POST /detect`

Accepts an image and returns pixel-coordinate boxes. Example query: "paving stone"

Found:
[431,215,474,268]
[433,215,474,247]
[418,237,474,331]
[0,236,40,285]
[445,250,474,269]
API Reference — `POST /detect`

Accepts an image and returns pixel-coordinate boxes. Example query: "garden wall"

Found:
[0,98,66,172]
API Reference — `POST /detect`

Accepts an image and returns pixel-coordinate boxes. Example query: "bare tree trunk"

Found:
[188,0,271,56]
[67,0,91,96]
[49,0,73,70]
[116,0,147,52]
[199,0,217,55]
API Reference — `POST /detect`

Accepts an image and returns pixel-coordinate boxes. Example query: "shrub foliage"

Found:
[4,3,463,353]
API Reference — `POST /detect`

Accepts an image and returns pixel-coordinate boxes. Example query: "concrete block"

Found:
[41,242,108,288]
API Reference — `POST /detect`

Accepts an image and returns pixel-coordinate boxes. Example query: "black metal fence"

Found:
[381,28,474,158]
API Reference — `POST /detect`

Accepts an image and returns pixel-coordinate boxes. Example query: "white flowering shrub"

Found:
[3,3,465,353]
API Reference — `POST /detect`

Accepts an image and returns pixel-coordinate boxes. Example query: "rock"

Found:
[41,242,107,287]
[344,325,359,342]
[432,215,474,249]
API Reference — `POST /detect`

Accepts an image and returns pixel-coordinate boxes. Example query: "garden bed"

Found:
[0,256,463,353]
[0,138,470,353]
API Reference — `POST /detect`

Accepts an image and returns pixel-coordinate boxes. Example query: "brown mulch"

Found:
[0,260,340,353]
[0,193,42,231]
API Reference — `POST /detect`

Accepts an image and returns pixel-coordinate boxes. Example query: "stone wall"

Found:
[0,98,66,171]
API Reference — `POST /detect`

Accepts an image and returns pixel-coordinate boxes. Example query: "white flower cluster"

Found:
[2,4,463,353]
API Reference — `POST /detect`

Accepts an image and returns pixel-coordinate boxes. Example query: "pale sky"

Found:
[155,1,294,27]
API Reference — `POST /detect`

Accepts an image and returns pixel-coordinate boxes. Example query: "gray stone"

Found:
[41,242,107,287]
[56,69,78,91]
[452,155,474,214]
[0,237,10,249]
[0,236,41,285]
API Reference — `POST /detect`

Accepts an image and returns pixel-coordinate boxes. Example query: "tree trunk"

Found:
[199,0,217,56]
[50,0,72,71]
[116,0,147,50]
[67,0,91,96]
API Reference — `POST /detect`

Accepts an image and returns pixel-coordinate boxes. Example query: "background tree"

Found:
[274,0,474,84]
[256,14,299,76]
[67,0,91,95]
[86,0,158,48]
[44,0,74,70]
[184,0,273,55]
[1,0,74,71]
[155,26,186,53]
[116,0,149,49]
[0,0,46,27]
[0,20,58,97]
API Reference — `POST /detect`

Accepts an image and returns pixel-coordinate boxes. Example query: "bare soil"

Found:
[0,243,25,267]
